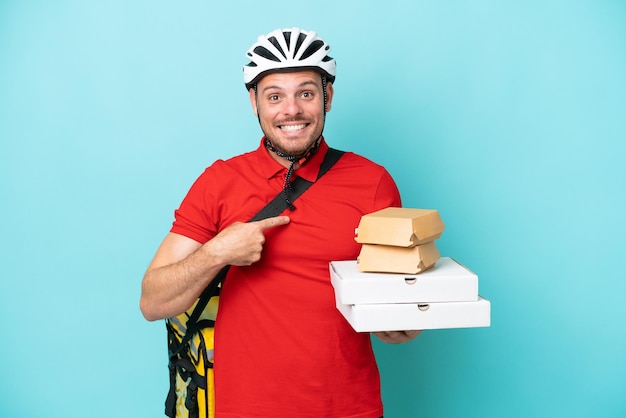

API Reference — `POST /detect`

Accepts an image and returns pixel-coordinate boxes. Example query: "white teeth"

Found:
[280,124,306,131]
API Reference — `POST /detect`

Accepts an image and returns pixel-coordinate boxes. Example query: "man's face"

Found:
[250,70,334,157]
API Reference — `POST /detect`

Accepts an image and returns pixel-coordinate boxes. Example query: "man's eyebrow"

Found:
[260,85,282,93]
[260,80,319,94]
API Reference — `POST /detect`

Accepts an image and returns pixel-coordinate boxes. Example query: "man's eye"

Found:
[268,95,280,101]
[301,91,313,98]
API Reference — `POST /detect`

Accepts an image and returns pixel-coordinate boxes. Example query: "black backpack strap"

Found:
[253,147,344,221]
[175,147,345,351]
[317,148,345,179]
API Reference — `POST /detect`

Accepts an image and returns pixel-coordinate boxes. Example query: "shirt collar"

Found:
[254,136,330,183]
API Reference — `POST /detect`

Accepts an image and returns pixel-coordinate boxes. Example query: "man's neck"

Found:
[267,148,303,170]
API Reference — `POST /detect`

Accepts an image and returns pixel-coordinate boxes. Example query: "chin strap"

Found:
[265,136,321,211]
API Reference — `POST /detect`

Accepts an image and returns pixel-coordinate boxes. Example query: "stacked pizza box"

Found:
[330,207,491,332]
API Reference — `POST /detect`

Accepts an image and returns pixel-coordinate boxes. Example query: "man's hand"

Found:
[206,215,291,267]
[373,330,422,344]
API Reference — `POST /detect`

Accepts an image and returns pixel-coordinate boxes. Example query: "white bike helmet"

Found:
[243,28,336,90]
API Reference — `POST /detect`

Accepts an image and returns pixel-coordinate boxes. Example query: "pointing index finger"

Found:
[257,215,291,231]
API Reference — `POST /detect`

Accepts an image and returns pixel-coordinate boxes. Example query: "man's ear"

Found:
[249,87,258,116]
[325,82,334,112]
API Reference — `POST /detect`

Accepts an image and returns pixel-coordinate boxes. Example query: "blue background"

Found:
[1,1,625,417]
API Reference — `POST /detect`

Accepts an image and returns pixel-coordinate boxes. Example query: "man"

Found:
[141,27,419,417]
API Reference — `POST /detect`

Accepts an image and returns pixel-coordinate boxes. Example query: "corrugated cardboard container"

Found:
[330,257,479,305]
[357,241,440,274]
[335,296,491,332]
[354,207,445,247]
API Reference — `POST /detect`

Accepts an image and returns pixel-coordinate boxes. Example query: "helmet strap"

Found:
[265,136,321,211]
[322,76,328,118]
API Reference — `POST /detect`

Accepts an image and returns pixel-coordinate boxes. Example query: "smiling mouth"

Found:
[279,123,308,132]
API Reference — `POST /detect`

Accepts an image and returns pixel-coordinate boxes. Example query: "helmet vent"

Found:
[294,33,306,56]
[253,46,281,62]
[283,31,292,47]
[268,36,287,59]
[301,40,324,60]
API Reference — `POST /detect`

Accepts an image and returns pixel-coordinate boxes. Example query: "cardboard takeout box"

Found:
[335,296,491,332]
[330,257,479,305]
[354,207,445,247]
[357,241,440,274]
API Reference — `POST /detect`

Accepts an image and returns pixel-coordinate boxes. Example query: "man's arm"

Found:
[140,216,290,321]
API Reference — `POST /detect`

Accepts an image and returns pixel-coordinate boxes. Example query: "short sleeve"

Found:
[170,168,219,244]
[373,168,402,209]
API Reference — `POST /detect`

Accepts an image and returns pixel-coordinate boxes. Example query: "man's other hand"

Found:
[373,330,422,344]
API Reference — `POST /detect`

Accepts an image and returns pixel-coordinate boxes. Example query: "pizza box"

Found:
[330,257,478,305]
[336,296,491,332]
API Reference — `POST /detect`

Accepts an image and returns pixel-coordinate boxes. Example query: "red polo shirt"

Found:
[171,138,401,418]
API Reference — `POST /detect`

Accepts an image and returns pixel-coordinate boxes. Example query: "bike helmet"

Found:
[243,28,336,90]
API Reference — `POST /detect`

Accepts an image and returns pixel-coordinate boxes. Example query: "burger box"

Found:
[357,241,440,274]
[354,207,445,247]
[335,296,491,332]
[329,257,478,305]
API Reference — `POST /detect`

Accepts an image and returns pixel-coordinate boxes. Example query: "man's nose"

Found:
[283,97,303,116]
